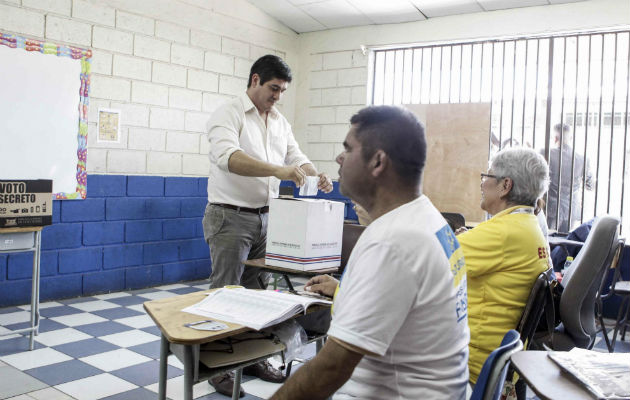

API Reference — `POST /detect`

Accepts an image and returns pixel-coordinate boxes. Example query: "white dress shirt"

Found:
[206,93,311,208]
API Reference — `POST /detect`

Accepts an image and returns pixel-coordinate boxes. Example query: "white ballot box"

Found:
[266,198,344,270]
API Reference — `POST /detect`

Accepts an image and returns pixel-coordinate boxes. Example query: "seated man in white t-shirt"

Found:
[270,106,470,400]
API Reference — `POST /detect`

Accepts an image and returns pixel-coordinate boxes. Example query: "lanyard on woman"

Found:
[509,207,534,215]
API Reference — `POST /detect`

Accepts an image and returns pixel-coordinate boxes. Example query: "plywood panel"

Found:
[404,103,491,223]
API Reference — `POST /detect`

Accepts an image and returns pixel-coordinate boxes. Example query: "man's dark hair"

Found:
[247,55,292,87]
[350,106,426,184]
[554,123,571,134]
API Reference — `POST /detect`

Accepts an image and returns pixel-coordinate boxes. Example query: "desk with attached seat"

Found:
[243,258,338,291]
[510,351,594,400]
[144,289,329,400]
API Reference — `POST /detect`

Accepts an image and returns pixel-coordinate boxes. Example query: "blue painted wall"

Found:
[0,175,211,306]
[0,175,355,307]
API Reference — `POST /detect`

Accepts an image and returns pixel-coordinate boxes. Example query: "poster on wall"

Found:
[98,108,121,143]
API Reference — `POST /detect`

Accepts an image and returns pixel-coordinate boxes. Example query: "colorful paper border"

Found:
[0,32,92,200]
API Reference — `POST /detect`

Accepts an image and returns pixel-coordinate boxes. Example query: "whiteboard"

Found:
[0,33,91,199]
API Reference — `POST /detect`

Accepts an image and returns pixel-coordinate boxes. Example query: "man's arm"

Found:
[270,338,363,400]
[228,150,306,186]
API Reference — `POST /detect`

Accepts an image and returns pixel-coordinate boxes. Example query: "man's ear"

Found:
[251,73,260,87]
[371,150,387,178]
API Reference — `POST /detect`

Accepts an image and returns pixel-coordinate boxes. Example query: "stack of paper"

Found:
[182,288,332,331]
[547,348,630,399]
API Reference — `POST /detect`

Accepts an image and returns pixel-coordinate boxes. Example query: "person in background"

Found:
[546,123,593,232]
[456,147,552,385]
[271,105,470,400]
[203,54,333,397]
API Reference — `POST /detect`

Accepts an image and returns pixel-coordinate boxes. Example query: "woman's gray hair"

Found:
[490,147,549,207]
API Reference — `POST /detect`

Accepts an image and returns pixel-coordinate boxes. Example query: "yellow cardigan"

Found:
[458,206,550,383]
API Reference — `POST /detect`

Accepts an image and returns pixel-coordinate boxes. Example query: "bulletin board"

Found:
[0,32,91,199]
[403,103,491,223]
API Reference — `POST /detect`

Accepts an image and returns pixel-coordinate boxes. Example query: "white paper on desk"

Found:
[181,288,331,331]
[299,176,318,196]
[547,348,630,399]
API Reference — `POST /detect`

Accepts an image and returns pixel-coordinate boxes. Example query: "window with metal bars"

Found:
[369,29,630,234]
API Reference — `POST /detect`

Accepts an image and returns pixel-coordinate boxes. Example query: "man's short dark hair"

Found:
[247,55,292,87]
[554,123,570,134]
[350,106,427,184]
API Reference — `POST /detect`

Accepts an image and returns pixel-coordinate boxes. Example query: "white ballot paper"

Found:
[182,288,332,331]
[299,176,319,196]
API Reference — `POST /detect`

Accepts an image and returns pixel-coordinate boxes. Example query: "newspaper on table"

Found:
[547,348,630,400]
[182,288,332,331]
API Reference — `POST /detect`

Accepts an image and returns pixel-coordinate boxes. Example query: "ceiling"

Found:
[246,0,585,33]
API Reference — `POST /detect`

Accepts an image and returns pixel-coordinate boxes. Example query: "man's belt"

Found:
[211,203,269,214]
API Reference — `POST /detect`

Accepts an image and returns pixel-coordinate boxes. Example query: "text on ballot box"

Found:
[266,198,344,270]
[0,180,53,228]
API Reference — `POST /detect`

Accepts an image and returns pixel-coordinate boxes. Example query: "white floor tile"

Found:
[34,328,92,347]
[79,348,151,372]
[193,285,208,290]
[137,291,177,300]
[99,330,158,348]
[156,284,188,290]
[167,355,184,369]
[126,305,147,314]
[241,378,283,399]
[113,315,154,329]
[5,394,33,399]
[0,311,31,326]
[68,300,118,312]
[93,292,130,300]
[50,313,107,327]
[144,375,215,400]
[55,373,136,400]
[0,347,72,370]
[28,387,76,400]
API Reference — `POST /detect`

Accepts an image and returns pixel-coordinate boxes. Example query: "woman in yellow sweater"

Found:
[457,147,552,384]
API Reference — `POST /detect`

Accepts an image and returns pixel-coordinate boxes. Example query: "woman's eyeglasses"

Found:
[480,173,501,182]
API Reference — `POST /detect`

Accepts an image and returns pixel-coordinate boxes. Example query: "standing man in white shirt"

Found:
[203,55,333,397]
[271,105,470,400]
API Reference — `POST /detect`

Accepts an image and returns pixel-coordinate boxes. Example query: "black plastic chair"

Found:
[516,268,555,349]
[441,212,466,231]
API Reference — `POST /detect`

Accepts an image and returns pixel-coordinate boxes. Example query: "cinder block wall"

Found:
[0,0,299,175]
[0,175,211,306]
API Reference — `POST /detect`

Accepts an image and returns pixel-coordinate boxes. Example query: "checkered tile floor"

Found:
[0,279,628,400]
[0,279,315,400]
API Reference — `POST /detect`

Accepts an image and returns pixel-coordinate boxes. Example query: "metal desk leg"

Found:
[316,337,325,353]
[183,345,194,400]
[232,368,243,400]
[158,335,169,400]
[29,230,41,350]
[283,274,294,291]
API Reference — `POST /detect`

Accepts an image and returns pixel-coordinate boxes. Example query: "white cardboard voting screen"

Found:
[0,35,89,199]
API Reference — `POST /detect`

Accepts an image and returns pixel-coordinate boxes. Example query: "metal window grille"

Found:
[369,29,630,234]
